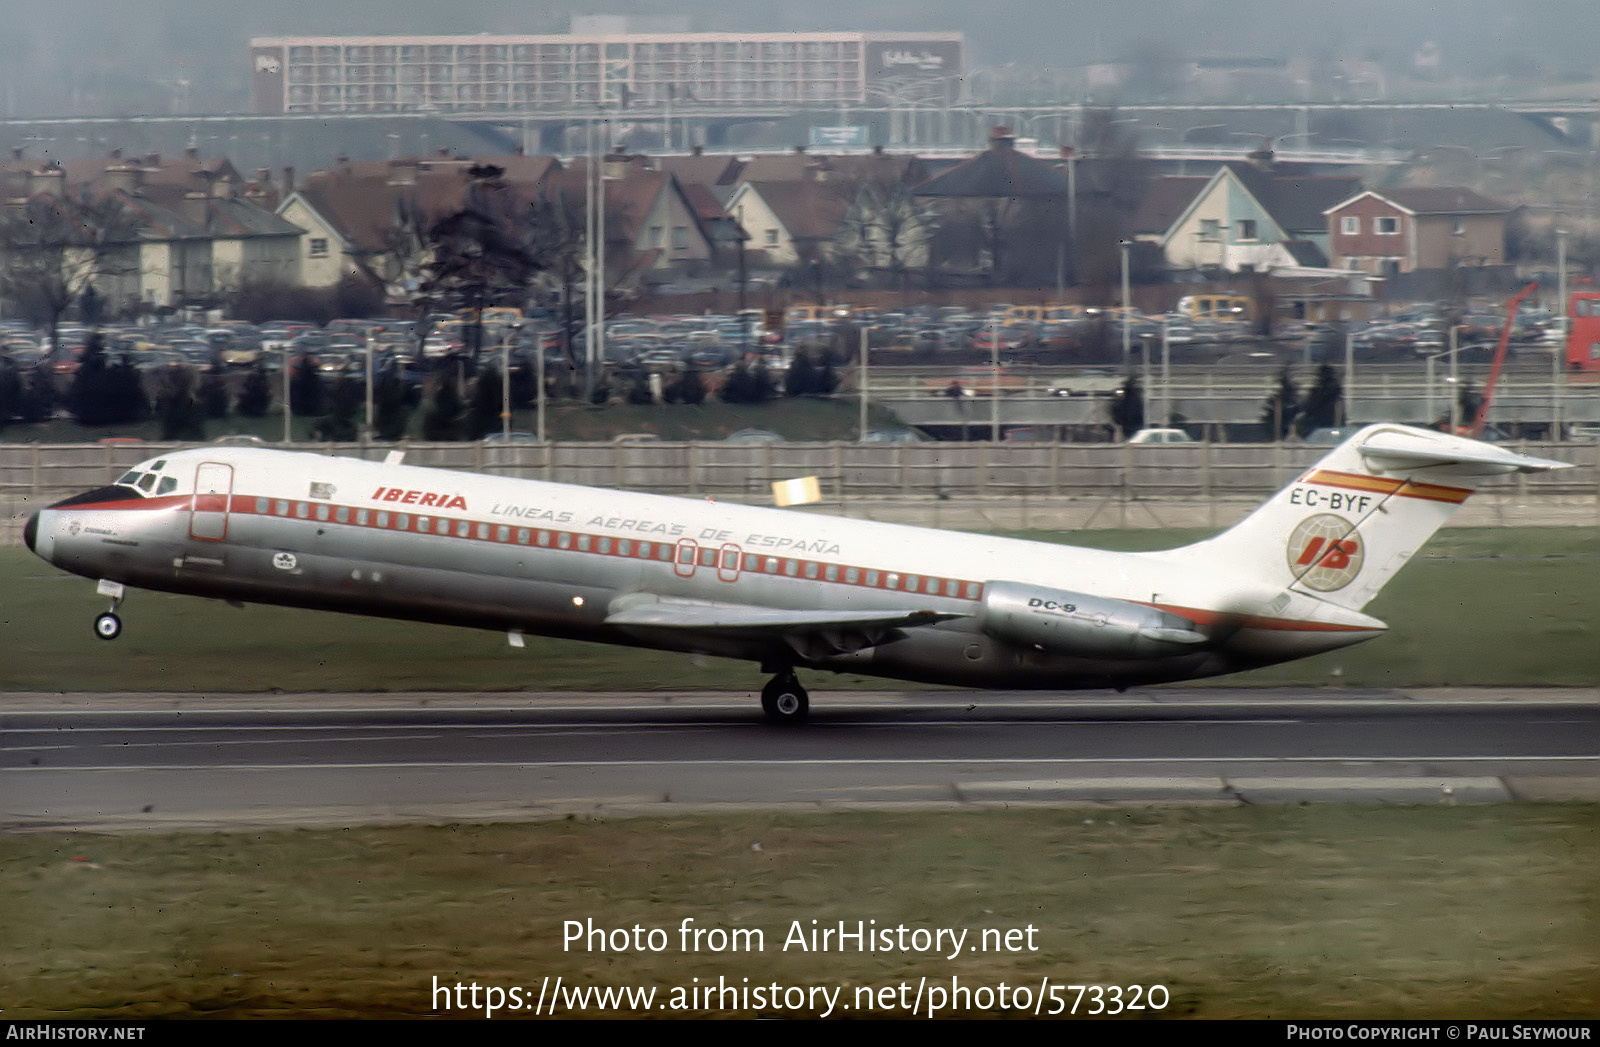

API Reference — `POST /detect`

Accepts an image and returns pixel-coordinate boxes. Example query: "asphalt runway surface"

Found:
[3,688,1597,831]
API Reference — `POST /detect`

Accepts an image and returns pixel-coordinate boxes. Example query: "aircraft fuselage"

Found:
[25,445,1385,696]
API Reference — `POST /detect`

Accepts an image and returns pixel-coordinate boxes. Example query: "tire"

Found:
[93,612,123,641]
[760,677,809,724]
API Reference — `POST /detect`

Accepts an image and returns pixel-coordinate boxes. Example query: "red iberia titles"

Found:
[372,487,469,510]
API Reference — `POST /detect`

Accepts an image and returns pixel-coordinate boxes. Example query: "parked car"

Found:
[723,428,785,443]
[1301,427,1361,445]
[1127,428,1195,444]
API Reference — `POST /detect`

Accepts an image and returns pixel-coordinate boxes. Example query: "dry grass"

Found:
[3,807,1597,1019]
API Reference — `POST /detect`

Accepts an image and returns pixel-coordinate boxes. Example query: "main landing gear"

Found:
[93,579,125,641]
[760,671,809,725]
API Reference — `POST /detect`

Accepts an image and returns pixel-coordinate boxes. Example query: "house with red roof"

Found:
[279,153,712,297]
[1323,187,1511,276]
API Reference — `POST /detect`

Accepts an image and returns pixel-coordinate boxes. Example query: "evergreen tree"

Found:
[666,363,706,405]
[1260,368,1299,440]
[721,359,776,403]
[372,366,413,442]
[0,357,20,431]
[466,366,504,438]
[311,376,362,442]
[1109,375,1145,437]
[422,371,465,441]
[623,365,654,405]
[155,367,206,442]
[289,356,327,417]
[109,355,148,425]
[1455,381,1485,434]
[237,365,273,418]
[200,363,230,420]
[785,348,818,396]
[816,355,840,395]
[18,366,56,423]
[67,334,117,426]
[1295,364,1344,437]
[507,359,535,410]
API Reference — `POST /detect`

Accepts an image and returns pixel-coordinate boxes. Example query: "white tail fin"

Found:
[1174,425,1570,611]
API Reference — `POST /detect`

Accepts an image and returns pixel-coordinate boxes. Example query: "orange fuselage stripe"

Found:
[60,493,1383,635]
[1301,469,1470,505]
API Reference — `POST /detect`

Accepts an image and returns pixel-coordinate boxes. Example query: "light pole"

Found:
[990,317,1001,442]
[500,327,511,442]
[1448,324,1460,433]
[364,333,375,442]
[1556,225,1568,441]
[281,351,291,443]
[1119,240,1132,369]
[1159,316,1171,428]
[1344,330,1356,425]
[1423,341,1475,430]
[735,206,750,358]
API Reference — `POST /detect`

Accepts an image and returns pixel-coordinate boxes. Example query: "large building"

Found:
[250,31,963,116]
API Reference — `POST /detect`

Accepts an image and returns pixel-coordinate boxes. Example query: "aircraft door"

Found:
[674,538,699,578]
[189,462,234,541]
[717,543,742,583]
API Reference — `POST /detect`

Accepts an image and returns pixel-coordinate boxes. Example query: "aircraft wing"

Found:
[1356,430,1572,475]
[605,595,966,634]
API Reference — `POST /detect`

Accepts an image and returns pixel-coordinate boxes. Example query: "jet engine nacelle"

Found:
[980,581,1209,660]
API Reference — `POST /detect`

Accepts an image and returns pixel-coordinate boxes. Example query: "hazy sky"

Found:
[4,0,1598,117]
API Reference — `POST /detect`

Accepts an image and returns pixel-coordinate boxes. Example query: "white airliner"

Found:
[24,424,1567,722]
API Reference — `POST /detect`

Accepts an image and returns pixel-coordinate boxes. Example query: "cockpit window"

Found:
[137,473,158,492]
[157,477,177,495]
[117,471,140,486]
[151,460,167,471]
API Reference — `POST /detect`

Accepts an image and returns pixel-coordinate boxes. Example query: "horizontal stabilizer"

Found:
[605,595,966,635]
[1357,429,1572,475]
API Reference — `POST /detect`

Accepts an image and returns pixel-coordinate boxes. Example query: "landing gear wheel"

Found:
[760,674,809,724]
[93,612,123,641]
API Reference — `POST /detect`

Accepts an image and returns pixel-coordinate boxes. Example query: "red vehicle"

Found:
[1564,292,1600,372]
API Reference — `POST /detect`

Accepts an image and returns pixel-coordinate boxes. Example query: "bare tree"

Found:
[830,161,937,291]
[1072,108,1147,304]
[0,190,140,350]
[416,164,539,367]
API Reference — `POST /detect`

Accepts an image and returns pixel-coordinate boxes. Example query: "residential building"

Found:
[279,153,714,298]
[1158,160,1361,273]
[1324,187,1510,275]
[0,155,302,316]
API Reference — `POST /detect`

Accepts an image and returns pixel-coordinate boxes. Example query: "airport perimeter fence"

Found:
[3,438,1597,545]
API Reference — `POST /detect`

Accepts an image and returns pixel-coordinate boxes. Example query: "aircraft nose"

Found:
[23,511,38,553]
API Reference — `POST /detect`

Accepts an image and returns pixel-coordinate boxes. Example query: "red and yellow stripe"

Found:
[1300,469,1470,505]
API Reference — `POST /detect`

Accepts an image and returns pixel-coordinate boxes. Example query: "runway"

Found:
[3,689,1597,831]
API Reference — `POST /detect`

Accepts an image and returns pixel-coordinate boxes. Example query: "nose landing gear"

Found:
[93,579,125,641]
[94,611,123,641]
[760,671,809,724]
